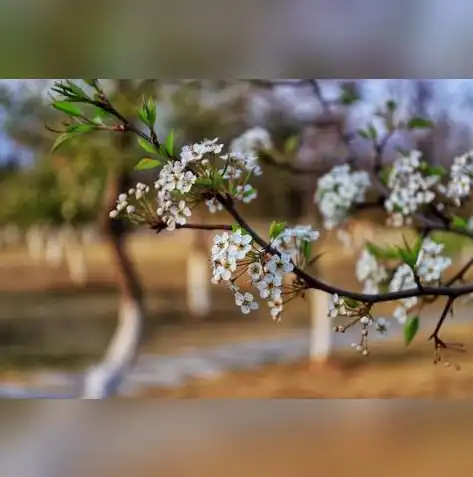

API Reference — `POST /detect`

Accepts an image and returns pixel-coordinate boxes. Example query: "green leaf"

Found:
[340,87,360,106]
[50,124,97,153]
[134,158,161,171]
[195,177,213,187]
[67,124,96,134]
[404,315,419,347]
[412,235,423,263]
[344,298,359,309]
[379,166,393,185]
[398,247,416,270]
[165,130,175,156]
[93,107,108,124]
[368,123,378,141]
[452,215,468,230]
[386,100,397,113]
[232,224,250,236]
[82,79,98,88]
[424,164,447,177]
[407,117,433,130]
[284,135,299,154]
[145,98,156,127]
[51,133,73,153]
[366,242,401,260]
[269,221,287,240]
[301,240,311,260]
[64,80,89,99]
[137,106,148,125]
[52,101,83,117]
[357,129,370,140]
[138,137,157,154]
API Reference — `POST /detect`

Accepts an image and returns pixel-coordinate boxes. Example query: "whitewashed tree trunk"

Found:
[297,121,340,364]
[62,227,88,285]
[3,224,21,247]
[44,230,64,268]
[82,297,143,399]
[65,245,87,285]
[187,230,211,319]
[308,289,332,362]
[25,226,45,261]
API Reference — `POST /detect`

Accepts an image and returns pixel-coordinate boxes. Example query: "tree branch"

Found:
[150,222,232,233]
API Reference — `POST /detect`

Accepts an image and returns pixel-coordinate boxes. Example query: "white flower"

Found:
[234,292,259,314]
[268,297,284,321]
[256,274,282,300]
[247,262,264,282]
[265,253,294,277]
[384,150,440,227]
[315,165,371,229]
[375,317,389,335]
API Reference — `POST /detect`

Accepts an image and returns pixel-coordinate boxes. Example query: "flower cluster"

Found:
[329,293,389,354]
[109,182,151,221]
[389,238,452,324]
[272,225,320,262]
[210,228,303,321]
[355,249,388,294]
[153,139,226,229]
[315,165,371,230]
[440,151,473,207]
[384,150,439,227]
[229,127,273,160]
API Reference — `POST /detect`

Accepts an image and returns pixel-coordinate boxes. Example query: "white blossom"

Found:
[315,165,371,230]
[384,150,439,227]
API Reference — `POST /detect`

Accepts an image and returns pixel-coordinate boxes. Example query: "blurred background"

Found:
[1,79,473,400]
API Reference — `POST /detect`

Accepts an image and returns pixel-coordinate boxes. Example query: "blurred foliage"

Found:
[3,79,473,228]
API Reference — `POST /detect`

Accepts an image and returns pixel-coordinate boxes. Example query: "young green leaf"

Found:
[284,135,299,154]
[424,164,447,177]
[368,123,378,141]
[137,106,148,126]
[67,124,96,134]
[366,242,401,260]
[165,130,175,156]
[404,315,419,346]
[269,221,287,240]
[357,129,370,140]
[82,79,98,88]
[412,235,423,263]
[301,240,311,261]
[52,101,84,117]
[407,117,433,130]
[344,298,359,309]
[138,137,157,154]
[452,215,468,230]
[379,166,393,185]
[64,80,89,100]
[51,133,73,153]
[386,100,397,113]
[145,98,157,127]
[134,158,161,171]
[195,177,214,188]
[50,124,97,152]
[340,87,360,105]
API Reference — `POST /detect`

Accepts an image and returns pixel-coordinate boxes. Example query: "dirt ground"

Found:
[137,322,473,398]
[1,227,473,398]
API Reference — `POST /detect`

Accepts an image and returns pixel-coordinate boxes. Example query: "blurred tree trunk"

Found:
[91,80,150,396]
[296,117,344,365]
[187,209,211,320]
